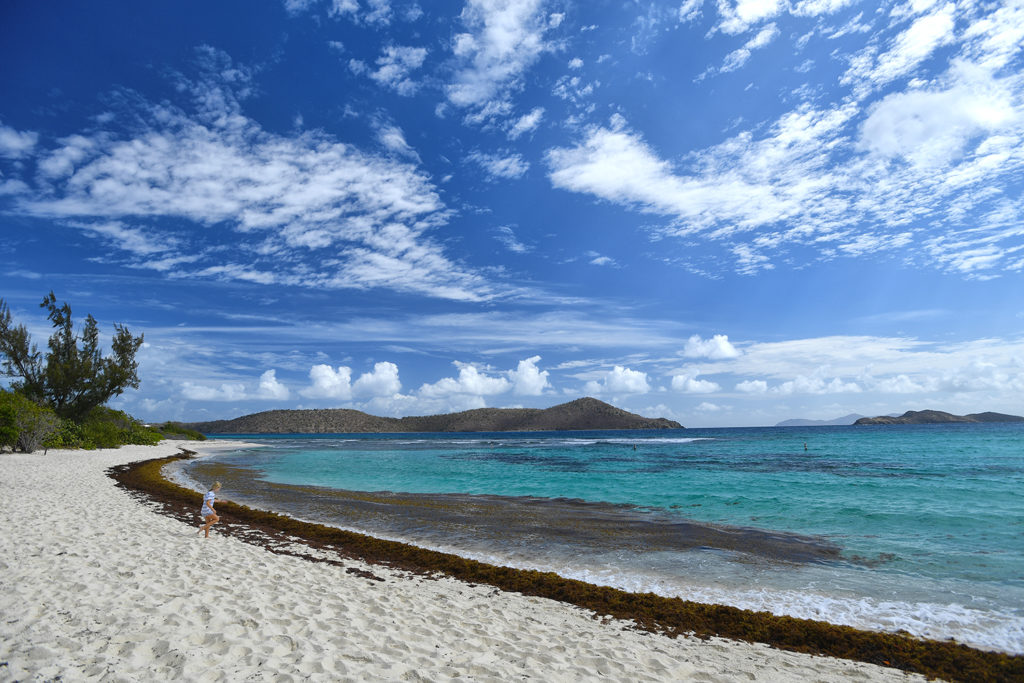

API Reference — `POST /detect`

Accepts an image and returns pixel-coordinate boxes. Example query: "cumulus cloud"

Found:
[418,356,550,399]
[256,369,290,400]
[671,370,721,393]
[736,379,768,393]
[683,334,741,359]
[419,361,510,398]
[302,361,401,400]
[302,364,353,399]
[181,369,287,401]
[354,362,403,397]
[584,365,651,395]
[509,355,550,395]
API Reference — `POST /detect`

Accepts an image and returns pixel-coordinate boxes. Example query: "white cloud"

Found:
[283,0,320,15]
[256,369,290,400]
[717,0,786,35]
[678,0,703,23]
[0,122,38,159]
[671,370,721,393]
[507,106,545,139]
[363,45,428,95]
[859,60,1021,168]
[773,375,862,395]
[181,381,247,401]
[302,364,353,399]
[14,49,496,302]
[181,368,286,401]
[353,361,403,397]
[374,122,419,159]
[494,225,531,253]
[302,361,402,400]
[844,4,956,94]
[318,0,390,24]
[962,2,1024,71]
[716,0,854,34]
[736,379,768,393]
[446,0,554,115]
[417,356,549,400]
[584,365,651,394]
[510,355,550,395]
[722,23,780,72]
[70,221,181,256]
[683,334,741,359]
[419,361,510,398]
[546,48,1024,277]
[546,122,795,236]
[468,150,530,180]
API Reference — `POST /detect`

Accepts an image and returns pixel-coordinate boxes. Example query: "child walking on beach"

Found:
[198,481,222,538]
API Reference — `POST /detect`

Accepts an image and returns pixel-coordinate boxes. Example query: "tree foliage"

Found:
[0,292,144,422]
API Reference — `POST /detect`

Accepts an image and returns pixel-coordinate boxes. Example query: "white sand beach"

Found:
[0,442,928,682]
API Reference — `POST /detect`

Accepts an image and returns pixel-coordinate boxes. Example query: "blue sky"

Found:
[2,0,1023,427]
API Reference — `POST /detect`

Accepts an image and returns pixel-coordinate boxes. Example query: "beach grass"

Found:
[110,450,1024,683]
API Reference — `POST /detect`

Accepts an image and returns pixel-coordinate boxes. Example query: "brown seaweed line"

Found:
[107,451,1024,683]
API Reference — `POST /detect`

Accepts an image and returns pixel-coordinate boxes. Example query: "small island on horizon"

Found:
[185,397,682,434]
[854,409,1024,425]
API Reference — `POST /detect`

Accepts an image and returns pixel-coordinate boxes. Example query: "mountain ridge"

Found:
[185,397,683,434]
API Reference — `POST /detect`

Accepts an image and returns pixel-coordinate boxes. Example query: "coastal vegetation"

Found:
[0,292,187,452]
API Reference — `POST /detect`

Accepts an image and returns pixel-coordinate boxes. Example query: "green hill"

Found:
[185,397,682,434]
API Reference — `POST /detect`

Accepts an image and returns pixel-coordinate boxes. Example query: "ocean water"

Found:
[176,423,1024,653]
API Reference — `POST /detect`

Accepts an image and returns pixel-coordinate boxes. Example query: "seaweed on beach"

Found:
[109,451,1024,683]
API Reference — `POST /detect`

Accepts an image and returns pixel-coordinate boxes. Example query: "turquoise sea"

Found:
[175,423,1024,653]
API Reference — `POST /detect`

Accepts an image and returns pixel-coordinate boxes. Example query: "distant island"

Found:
[185,397,682,434]
[854,410,1024,425]
[775,413,865,427]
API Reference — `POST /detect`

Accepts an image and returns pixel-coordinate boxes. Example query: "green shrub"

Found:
[155,421,207,441]
[42,418,85,449]
[78,406,162,449]
[0,389,59,453]
[0,390,163,452]
[0,393,18,450]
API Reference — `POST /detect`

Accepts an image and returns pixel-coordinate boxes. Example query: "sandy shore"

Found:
[0,442,927,682]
